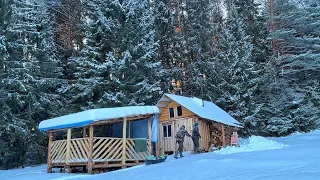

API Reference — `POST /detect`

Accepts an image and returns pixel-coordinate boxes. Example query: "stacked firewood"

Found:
[209,122,223,149]
[209,123,236,149]
[224,126,233,146]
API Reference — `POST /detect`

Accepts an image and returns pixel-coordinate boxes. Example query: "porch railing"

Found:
[50,137,150,164]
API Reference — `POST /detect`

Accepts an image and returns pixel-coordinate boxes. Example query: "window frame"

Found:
[169,107,174,118]
[162,124,172,138]
[177,106,182,116]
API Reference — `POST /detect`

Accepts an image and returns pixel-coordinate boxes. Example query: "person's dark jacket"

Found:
[192,125,201,139]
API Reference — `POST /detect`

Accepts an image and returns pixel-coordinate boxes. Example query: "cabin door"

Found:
[159,122,174,153]
[174,118,194,151]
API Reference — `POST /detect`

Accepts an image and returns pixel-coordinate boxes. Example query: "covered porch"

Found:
[39,106,159,174]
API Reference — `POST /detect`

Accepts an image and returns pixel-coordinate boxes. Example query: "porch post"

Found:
[148,117,152,155]
[121,117,127,167]
[47,131,53,173]
[66,128,71,173]
[83,127,86,138]
[221,124,226,147]
[87,125,94,174]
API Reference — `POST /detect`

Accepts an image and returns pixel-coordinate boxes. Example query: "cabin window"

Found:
[169,108,174,118]
[163,124,172,137]
[177,106,182,116]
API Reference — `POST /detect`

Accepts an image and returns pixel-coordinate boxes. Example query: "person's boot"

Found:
[174,151,179,159]
[180,152,184,158]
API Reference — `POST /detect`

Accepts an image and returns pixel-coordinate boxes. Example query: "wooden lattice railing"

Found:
[50,137,150,164]
[51,140,67,163]
[93,137,123,162]
[126,139,150,161]
[69,138,89,162]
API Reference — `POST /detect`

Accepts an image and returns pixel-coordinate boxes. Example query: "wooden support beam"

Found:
[65,128,71,173]
[221,124,226,147]
[128,120,131,139]
[83,127,86,138]
[47,131,53,173]
[87,125,94,174]
[121,117,127,167]
[148,117,152,155]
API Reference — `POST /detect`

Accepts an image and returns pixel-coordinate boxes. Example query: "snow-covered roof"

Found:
[39,106,159,131]
[157,94,242,127]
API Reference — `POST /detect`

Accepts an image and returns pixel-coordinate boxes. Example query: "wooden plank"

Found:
[128,120,131,139]
[121,117,127,165]
[148,117,152,155]
[93,163,139,169]
[83,127,86,138]
[47,131,53,173]
[221,124,226,147]
[101,139,121,160]
[51,141,62,160]
[93,139,110,159]
[91,114,154,126]
[69,140,78,161]
[159,100,195,121]
[73,140,83,160]
[65,129,71,168]
[172,120,175,152]
[87,125,94,174]
[126,140,138,160]
[55,141,67,161]
[78,139,88,158]
[93,138,105,153]
[110,142,123,160]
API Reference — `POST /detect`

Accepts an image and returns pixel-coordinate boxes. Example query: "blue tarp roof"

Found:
[38,106,159,131]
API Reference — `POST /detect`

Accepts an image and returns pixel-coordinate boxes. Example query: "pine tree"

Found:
[266,0,320,135]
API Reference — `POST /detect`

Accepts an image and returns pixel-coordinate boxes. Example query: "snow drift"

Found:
[214,136,288,154]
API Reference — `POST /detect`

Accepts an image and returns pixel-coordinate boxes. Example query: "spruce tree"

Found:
[118,0,163,106]
[208,5,259,136]
[0,0,65,168]
[152,0,185,94]
[182,0,215,97]
[64,0,124,110]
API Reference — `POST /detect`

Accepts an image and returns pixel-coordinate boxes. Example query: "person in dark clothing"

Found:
[192,122,201,154]
[174,125,191,159]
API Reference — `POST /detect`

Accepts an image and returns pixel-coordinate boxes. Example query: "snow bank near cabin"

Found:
[214,136,288,154]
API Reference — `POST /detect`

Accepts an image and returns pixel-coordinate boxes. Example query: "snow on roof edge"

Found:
[39,106,159,131]
[160,93,242,128]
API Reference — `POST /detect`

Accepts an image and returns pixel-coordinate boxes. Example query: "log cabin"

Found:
[38,106,159,174]
[156,94,242,155]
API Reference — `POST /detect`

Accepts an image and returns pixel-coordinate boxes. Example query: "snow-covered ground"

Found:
[1,130,319,180]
